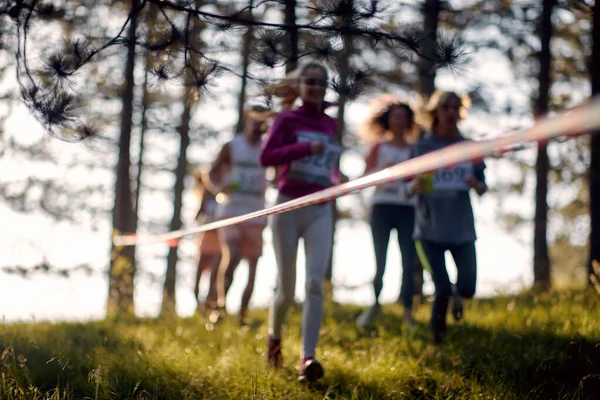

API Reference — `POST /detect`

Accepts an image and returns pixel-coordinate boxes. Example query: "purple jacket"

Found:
[259,105,341,199]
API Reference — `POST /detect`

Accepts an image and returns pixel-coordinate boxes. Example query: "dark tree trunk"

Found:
[284,0,298,73]
[236,0,254,133]
[160,1,203,316]
[532,0,555,290]
[133,66,150,227]
[417,0,440,99]
[107,0,140,320]
[133,5,159,227]
[324,36,352,286]
[160,87,192,316]
[413,0,441,303]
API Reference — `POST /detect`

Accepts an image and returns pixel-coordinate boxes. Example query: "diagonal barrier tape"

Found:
[113,97,600,247]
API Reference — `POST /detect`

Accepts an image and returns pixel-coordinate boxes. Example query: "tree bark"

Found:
[284,0,298,73]
[107,0,140,320]
[160,1,202,316]
[417,0,440,99]
[532,0,555,290]
[236,0,254,133]
[413,0,441,303]
[324,33,353,286]
[133,5,159,227]
[160,87,192,316]
[134,66,150,227]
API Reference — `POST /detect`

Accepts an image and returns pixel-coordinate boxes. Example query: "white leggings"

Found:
[268,194,333,359]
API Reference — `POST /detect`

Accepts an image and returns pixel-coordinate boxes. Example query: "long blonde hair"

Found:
[267,60,329,110]
[421,90,471,131]
[359,94,418,144]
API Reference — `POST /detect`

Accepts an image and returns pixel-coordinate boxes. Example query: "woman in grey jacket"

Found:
[410,90,487,343]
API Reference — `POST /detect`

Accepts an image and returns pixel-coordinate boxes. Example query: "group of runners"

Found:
[190,59,487,382]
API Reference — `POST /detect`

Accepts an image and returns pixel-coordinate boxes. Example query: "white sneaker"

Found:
[356,304,381,328]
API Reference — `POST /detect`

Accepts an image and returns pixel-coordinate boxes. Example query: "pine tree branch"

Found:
[8,0,467,140]
[147,0,448,64]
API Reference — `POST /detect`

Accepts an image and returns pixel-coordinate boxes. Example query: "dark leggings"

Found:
[418,240,477,331]
[370,204,417,309]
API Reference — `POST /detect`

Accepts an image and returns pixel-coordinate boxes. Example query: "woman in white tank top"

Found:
[356,95,419,329]
[204,105,271,326]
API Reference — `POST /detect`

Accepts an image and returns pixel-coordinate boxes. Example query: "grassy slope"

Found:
[1,290,600,399]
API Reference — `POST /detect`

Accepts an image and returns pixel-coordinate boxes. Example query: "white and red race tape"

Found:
[112,97,600,247]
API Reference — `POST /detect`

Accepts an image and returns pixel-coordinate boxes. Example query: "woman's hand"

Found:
[464,177,486,195]
[410,178,423,194]
[338,173,349,184]
[310,141,325,155]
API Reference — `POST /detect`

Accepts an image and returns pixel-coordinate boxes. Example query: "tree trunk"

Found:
[324,107,346,284]
[588,2,600,286]
[236,0,254,133]
[324,35,352,286]
[284,0,298,73]
[134,66,150,226]
[133,5,158,226]
[160,89,192,316]
[413,0,441,303]
[417,0,440,99]
[107,0,140,320]
[532,0,555,290]
[160,2,203,315]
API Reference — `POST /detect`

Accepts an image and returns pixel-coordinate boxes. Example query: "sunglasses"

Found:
[301,78,328,88]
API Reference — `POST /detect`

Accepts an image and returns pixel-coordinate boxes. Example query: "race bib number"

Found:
[228,165,265,196]
[380,179,406,195]
[289,131,342,187]
[432,162,473,191]
[378,146,411,195]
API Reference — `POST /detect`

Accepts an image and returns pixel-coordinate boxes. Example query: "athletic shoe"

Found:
[403,309,416,330]
[356,303,381,328]
[432,312,447,344]
[451,285,464,321]
[266,336,283,369]
[297,358,324,382]
[239,308,247,326]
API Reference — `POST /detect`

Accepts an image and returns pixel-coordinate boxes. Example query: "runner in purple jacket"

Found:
[260,60,346,382]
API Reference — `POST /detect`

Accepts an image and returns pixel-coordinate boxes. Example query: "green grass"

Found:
[1,289,600,399]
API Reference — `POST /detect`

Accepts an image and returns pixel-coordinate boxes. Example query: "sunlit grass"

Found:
[1,289,599,399]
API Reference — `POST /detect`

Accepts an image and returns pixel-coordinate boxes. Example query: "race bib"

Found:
[381,180,406,195]
[432,162,473,191]
[228,165,265,196]
[378,145,411,195]
[289,131,342,187]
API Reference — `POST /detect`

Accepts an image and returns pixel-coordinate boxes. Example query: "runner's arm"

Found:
[259,114,312,166]
[362,144,381,176]
[470,167,488,196]
[204,144,231,195]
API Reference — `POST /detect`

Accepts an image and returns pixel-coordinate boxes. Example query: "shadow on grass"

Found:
[2,294,599,399]
[304,370,404,400]
[321,299,600,400]
[435,322,600,400]
[0,321,225,399]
